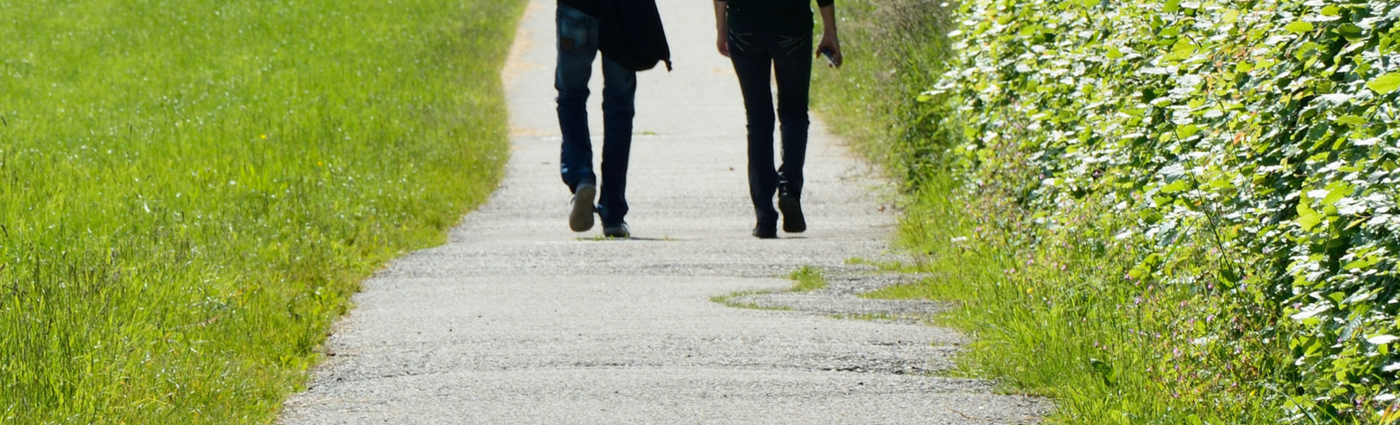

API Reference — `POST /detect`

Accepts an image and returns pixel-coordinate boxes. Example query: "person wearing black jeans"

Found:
[713,0,842,239]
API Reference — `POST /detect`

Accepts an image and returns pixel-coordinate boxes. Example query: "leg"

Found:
[555,4,598,192]
[598,56,637,228]
[728,31,780,228]
[772,32,812,199]
[556,4,600,232]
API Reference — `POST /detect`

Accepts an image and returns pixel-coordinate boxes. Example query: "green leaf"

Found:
[1367,335,1399,345]
[1089,358,1117,387]
[1298,214,1323,232]
[1337,24,1364,39]
[1222,9,1240,24]
[1164,0,1180,13]
[1298,197,1323,231]
[1366,72,1400,95]
[1304,336,1324,355]
[1285,21,1314,34]
[1175,124,1201,139]
[1161,180,1191,193]
[1342,258,1376,270]
[1219,267,1241,285]
[1320,182,1353,207]
[1335,115,1367,126]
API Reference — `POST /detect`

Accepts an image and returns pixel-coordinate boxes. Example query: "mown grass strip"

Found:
[0,0,524,421]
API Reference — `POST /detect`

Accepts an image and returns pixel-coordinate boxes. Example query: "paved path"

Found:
[278,0,1048,423]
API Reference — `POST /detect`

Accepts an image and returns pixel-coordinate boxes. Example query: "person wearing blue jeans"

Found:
[713,0,841,239]
[557,0,637,238]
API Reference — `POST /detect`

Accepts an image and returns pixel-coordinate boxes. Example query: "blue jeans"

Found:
[728,29,811,226]
[556,4,637,227]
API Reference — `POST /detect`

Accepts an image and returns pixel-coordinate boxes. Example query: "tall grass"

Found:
[873,178,1286,424]
[0,0,523,421]
[809,0,953,183]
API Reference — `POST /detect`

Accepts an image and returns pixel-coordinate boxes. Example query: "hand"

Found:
[816,33,841,68]
[714,1,729,57]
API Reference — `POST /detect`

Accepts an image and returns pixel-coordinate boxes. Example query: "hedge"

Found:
[928,0,1400,421]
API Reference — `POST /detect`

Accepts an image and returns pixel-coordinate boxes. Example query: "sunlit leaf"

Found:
[1368,335,1400,345]
[1161,180,1191,193]
[1285,21,1315,33]
[1335,115,1367,126]
[1367,72,1400,95]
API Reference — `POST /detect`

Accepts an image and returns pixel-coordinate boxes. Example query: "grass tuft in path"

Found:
[789,266,827,293]
[0,0,524,422]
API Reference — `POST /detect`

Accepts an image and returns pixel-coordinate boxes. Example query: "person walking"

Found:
[713,0,841,239]
[557,0,670,238]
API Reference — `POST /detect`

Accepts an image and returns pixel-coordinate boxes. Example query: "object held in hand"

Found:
[819,48,840,68]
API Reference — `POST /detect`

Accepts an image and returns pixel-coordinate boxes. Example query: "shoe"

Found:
[778,195,806,233]
[752,224,777,239]
[569,182,596,232]
[602,222,630,238]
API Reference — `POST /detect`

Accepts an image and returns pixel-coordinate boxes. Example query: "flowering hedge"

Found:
[930,0,1400,420]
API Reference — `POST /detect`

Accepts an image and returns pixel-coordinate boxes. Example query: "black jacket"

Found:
[726,0,834,34]
[598,0,672,71]
[558,0,599,20]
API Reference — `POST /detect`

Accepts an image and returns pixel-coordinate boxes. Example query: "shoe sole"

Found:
[569,185,596,232]
[778,197,806,233]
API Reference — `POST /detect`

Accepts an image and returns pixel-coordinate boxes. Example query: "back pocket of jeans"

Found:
[557,13,589,51]
[778,33,810,57]
[727,29,755,55]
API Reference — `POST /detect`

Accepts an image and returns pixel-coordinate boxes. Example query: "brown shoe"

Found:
[569,183,596,232]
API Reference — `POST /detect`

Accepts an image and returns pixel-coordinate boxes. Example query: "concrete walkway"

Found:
[278,0,1047,423]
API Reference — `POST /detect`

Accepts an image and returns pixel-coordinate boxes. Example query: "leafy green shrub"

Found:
[822,4,1278,419]
[926,0,1400,421]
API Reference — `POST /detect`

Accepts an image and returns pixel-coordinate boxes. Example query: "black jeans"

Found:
[728,29,812,226]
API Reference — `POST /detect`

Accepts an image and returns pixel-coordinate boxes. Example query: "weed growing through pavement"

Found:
[844,257,914,273]
[789,266,827,292]
[711,290,793,311]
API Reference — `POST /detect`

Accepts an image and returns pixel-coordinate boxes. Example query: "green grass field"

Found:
[0,0,523,421]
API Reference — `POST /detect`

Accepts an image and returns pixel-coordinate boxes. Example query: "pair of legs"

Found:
[556,4,637,235]
[728,29,811,237]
